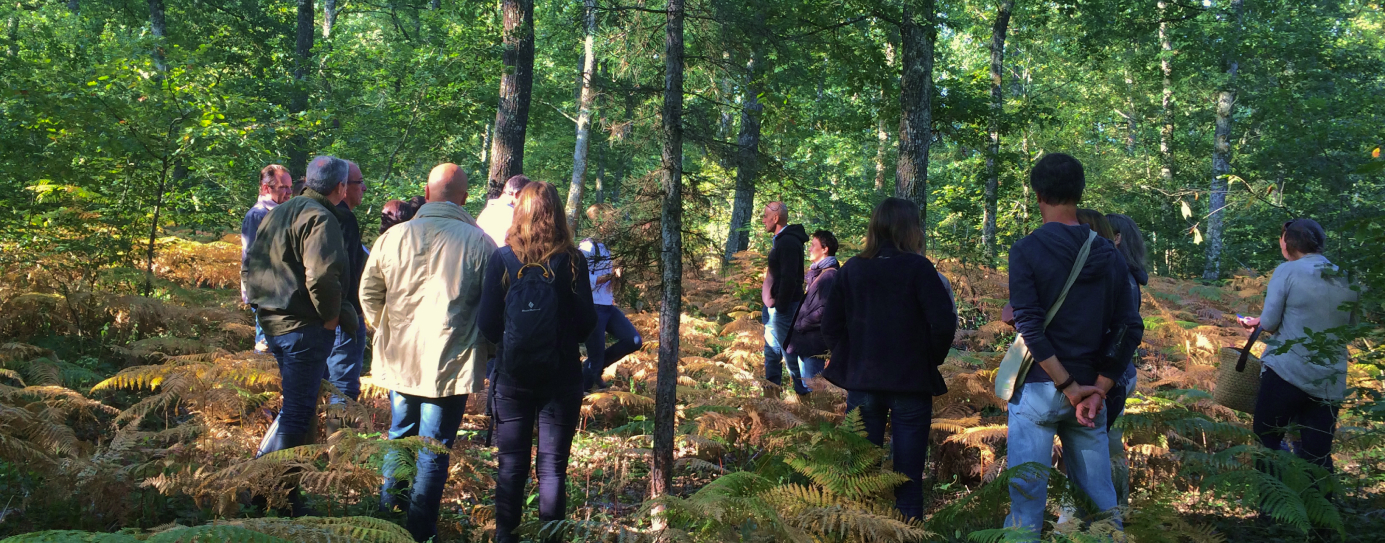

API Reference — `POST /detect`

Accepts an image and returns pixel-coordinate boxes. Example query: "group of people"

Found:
[240,159,641,542]
[239,150,1356,542]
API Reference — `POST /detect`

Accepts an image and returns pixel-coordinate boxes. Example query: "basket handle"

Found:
[1236,327,1263,373]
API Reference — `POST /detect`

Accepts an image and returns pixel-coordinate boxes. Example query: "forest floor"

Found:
[0,236,1382,542]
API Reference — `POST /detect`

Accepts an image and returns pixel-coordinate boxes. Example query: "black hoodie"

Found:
[762,224,809,308]
[1008,222,1144,385]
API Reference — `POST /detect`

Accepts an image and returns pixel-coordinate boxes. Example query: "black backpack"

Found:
[498,262,562,384]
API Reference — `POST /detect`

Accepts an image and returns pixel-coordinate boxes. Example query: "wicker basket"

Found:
[1214,329,1264,413]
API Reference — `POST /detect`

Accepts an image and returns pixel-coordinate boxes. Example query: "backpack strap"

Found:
[1042,230,1098,330]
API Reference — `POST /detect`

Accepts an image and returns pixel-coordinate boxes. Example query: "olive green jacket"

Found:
[242,189,360,337]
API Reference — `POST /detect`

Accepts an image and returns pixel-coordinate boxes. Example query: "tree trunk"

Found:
[724,53,761,264]
[144,165,170,297]
[1203,0,1241,281]
[1158,0,1173,185]
[289,0,315,182]
[323,0,337,38]
[68,0,79,13]
[895,0,935,254]
[566,0,598,233]
[148,0,167,74]
[487,0,536,199]
[651,0,684,510]
[480,122,492,173]
[982,0,1012,261]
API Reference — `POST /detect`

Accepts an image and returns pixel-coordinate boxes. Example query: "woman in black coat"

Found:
[786,230,840,392]
[820,197,957,521]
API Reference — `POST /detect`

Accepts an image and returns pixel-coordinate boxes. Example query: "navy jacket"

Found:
[477,247,597,394]
[762,224,809,308]
[787,258,839,358]
[337,202,367,313]
[820,246,958,395]
[1008,222,1144,386]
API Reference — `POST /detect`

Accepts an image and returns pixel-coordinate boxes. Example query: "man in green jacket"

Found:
[242,154,358,516]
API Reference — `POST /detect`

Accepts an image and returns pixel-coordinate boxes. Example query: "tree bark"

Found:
[288,0,315,182]
[651,0,684,510]
[148,0,168,74]
[566,0,599,233]
[724,52,761,264]
[1158,0,1174,185]
[487,0,536,199]
[323,0,337,38]
[982,0,1012,261]
[895,0,935,254]
[1203,0,1241,281]
[594,143,606,204]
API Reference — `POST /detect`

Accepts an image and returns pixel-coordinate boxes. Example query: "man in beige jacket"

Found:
[359,163,495,542]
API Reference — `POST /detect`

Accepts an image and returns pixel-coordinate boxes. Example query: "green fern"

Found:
[0,532,144,543]
[1198,448,1344,536]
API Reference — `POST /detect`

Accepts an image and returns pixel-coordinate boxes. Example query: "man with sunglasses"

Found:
[476,175,532,248]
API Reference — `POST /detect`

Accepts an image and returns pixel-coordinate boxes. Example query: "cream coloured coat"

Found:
[360,202,496,398]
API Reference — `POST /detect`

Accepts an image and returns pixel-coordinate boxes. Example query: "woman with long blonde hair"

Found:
[477,181,597,543]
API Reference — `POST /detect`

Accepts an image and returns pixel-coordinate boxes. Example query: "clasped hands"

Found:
[1063,384,1106,428]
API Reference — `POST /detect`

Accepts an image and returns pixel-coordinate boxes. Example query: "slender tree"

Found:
[650,0,684,508]
[723,51,762,264]
[982,0,1013,261]
[1158,0,1174,185]
[565,0,599,232]
[323,0,338,38]
[1203,0,1242,280]
[288,0,315,182]
[895,0,935,253]
[487,0,536,198]
[148,0,168,74]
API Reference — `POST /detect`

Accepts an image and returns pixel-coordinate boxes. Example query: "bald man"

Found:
[325,161,369,407]
[760,201,810,396]
[359,163,495,542]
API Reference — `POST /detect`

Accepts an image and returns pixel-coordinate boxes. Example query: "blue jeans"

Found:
[1107,373,1136,506]
[799,357,826,392]
[262,325,335,438]
[493,383,582,543]
[583,305,643,391]
[763,302,805,394]
[253,309,268,350]
[324,313,366,403]
[845,391,933,520]
[1006,382,1121,540]
[381,391,469,542]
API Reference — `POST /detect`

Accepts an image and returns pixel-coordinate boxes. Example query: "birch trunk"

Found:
[566,0,599,232]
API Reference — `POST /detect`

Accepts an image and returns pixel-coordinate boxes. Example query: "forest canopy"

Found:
[1,0,1384,541]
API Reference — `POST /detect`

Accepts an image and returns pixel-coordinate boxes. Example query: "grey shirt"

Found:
[1258,254,1358,401]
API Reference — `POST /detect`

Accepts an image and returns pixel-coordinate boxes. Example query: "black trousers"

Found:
[1253,367,1340,471]
[492,383,582,543]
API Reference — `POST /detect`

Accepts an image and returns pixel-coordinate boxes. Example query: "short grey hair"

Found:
[304,155,348,194]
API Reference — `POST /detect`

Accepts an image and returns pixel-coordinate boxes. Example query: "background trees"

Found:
[0,0,1381,285]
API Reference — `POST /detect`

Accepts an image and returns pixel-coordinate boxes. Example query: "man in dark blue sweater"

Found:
[324,160,368,406]
[1004,153,1143,540]
[761,202,810,395]
[241,164,293,353]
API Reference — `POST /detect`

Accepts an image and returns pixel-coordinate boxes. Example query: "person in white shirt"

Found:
[580,204,643,392]
[475,175,532,247]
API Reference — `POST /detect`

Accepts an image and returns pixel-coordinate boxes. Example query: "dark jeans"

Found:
[1254,367,1340,471]
[324,313,366,403]
[764,302,806,394]
[583,305,643,390]
[845,390,933,521]
[799,357,826,392]
[381,391,469,542]
[493,384,582,543]
[260,325,335,440]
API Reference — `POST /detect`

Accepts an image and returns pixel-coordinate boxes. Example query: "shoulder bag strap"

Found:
[1236,327,1263,372]
[1042,230,1098,330]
